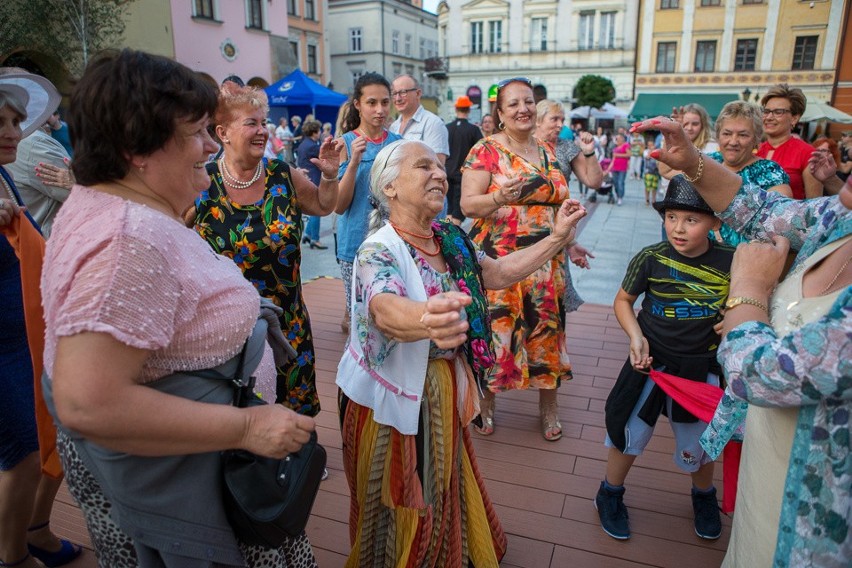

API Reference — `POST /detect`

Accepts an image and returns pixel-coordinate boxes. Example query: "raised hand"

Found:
[312,136,344,180]
[577,131,595,155]
[631,117,699,173]
[552,199,587,244]
[567,242,594,269]
[808,148,838,183]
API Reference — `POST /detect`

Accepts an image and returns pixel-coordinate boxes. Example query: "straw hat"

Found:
[0,73,61,138]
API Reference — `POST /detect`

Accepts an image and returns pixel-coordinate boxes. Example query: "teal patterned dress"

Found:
[194,158,319,416]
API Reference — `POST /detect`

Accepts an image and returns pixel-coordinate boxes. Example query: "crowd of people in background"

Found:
[1,49,849,568]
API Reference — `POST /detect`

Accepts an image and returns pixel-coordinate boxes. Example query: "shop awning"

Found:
[800,101,852,124]
[629,93,740,121]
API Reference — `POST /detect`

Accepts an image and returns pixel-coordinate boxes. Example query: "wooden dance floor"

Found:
[52,277,729,567]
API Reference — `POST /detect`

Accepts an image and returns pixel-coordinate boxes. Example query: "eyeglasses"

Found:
[761,107,793,117]
[497,77,533,91]
[391,87,419,99]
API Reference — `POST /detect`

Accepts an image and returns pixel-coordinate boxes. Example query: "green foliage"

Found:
[573,75,616,111]
[0,0,134,77]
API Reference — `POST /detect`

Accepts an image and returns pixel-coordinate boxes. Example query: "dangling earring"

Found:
[498,121,505,130]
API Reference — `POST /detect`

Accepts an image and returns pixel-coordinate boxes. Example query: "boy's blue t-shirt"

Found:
[621,239,734,356]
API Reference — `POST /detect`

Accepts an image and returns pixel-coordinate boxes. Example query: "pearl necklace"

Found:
[220,158,263,189]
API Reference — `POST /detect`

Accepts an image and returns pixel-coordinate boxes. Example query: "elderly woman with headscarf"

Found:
[337,139,586,567]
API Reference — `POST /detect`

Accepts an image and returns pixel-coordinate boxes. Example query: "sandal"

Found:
[474,390,495,436]
[26,522,82,568]
[539,391,562,442]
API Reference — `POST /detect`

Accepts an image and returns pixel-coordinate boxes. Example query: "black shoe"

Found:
[302,236,311,244]
[588,194,597,203]
[594,481,630,539]
[309,241,329,250]
[692,487,722,540]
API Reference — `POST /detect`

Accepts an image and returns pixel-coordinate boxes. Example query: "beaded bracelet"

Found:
[321,173,338,182]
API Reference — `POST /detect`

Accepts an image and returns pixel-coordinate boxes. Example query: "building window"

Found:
[488,21,502,53]
[404,34,412,56]
[441,24,447,56]
[578,11,594,50]
[392,62,402,76]
[304,0,315,20]
[194,0,215,19]
[290,40,299,64]
[287,0,297,16]
[734,39,758,71]
[351,70,363,85]
[656,41,677,73]
[742,0,763,3]
[700,0,720,5]
[792,36,818,70]
[470,21,484,54]
[599,11,615,50]
[405,64,414,76]
[246,0,263,29]
[694,40,716,72]
[661,0,679,8]
[307,45,317,74]
[350,28,362,53]
[392,31,399,54]
[420,37,427,59]
[531,17,547,52]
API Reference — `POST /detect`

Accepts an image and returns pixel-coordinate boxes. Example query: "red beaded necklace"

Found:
[356,129,389,144]
[390,222,439,256]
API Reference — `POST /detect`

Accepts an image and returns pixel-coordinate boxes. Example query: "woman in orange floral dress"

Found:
[461,77,581,441]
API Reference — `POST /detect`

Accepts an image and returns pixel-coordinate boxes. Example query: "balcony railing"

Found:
[424,57,448,80]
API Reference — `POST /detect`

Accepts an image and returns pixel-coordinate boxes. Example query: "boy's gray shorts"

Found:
[604,372,719,473]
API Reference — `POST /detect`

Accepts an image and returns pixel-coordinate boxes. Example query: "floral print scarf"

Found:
[431,220,495,387]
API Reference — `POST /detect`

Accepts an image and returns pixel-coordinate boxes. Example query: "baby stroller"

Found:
[588,158,615,204]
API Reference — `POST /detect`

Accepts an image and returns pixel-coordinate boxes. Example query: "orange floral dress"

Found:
[463,138,572,392]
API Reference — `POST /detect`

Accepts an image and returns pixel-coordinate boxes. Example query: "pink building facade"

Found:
[170,0,293,86]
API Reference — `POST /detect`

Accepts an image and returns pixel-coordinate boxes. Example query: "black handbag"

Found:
[221,354,327,547]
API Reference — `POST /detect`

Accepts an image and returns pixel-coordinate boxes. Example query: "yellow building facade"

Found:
[634,0,845,117]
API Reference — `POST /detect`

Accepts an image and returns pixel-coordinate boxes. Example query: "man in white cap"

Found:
[445,95,482,225]
[389,74,449,166]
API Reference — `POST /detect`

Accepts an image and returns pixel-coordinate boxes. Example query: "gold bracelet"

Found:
[682,152,704,184]
[321,173,338,182]
[724,296,768,314]
[492,192,502,207]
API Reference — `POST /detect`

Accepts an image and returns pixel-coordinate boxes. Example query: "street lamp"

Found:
[742,87,752,101]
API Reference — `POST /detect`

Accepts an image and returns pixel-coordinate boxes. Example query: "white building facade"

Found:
[327,0,441,101]
[435,0,638,121]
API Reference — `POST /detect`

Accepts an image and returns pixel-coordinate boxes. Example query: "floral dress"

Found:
[463,138,571,392]
[194,159,319,416]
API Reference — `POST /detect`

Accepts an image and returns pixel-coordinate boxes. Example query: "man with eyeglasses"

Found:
[756,84,821,199]
[389,74,449,167]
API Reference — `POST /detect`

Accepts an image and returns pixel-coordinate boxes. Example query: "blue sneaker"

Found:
[594,481,630,540]
[692,487,722,540]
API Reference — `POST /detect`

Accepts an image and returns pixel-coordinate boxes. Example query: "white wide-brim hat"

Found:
[0,73,61,138]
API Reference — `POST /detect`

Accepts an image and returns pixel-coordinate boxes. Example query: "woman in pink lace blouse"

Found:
[41,50,318,567]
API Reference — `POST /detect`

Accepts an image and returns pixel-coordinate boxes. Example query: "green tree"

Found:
[573,75,616,111]
[0,0,134,77]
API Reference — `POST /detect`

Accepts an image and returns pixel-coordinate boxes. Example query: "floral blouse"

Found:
[354,240,486,366]
[700,187,851,567]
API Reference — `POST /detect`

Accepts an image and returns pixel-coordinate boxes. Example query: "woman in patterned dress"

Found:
[640,115,851,568]
[460,78,583,441]
[535,99,602,313]
[706,100,791,247]
[194,82,342,417]
[337,140,586,567]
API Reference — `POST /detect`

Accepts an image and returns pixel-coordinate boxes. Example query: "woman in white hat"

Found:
[0,69,83,568]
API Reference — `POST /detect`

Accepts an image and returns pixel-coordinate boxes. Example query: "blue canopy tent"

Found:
[264,69,348,133]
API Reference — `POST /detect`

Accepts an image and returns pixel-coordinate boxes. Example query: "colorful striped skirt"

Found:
[340,357,507,567]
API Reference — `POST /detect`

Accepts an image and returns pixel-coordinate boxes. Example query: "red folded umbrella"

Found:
[648,368,741,513]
